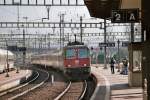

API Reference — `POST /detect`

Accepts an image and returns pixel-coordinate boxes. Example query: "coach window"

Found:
[66,49,75,59]
[78,48,88,58]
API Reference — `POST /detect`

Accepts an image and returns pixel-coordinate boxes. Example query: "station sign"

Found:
[107,42,115,47]
[111,9,139,23]
[18,47,26,51]
[99,43,107,47]
[99,42,115,47]
[122,42,129,47]
[7,46,18,51]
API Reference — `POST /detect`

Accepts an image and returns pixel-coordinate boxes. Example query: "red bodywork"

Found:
[64,58,90,68]
[64,46,90,68]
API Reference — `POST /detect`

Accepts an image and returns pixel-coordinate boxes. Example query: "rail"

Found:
[54,81,72,100]
[0,71,39,96]
[8,68,49,100]
[54,80,87,100]
[0,68,49,100]
[79,80,87,100]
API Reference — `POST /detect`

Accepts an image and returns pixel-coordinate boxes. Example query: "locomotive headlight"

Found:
[84,64,87,66]
[68,65,71,67]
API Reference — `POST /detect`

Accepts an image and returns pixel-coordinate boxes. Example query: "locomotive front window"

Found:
[66,49,75,59]
[78,48,89,58]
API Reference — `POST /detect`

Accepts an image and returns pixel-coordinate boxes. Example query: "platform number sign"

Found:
[111,9,139,23]
[112,10,125,23]
[126,9,139,22]
[99,42,115,47]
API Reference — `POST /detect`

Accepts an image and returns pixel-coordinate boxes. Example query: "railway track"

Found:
[0,68,49,100]
[14,66,68,100]
[55,80,87,100]
[82,76,97,100]
[0,71,39,97]
[0,65,96,100]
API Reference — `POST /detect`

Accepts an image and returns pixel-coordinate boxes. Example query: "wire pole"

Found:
[46,6,50,20]
[48,33,51,49]
[62,14,65,47]
[59,15,62,49]
[5,41,9,77]
[104,19,107,69]
[117,39,120,71]
[16,42,19,73]
[23,29,26,69]
[59,13,66,49]
[14,2,20,31]
[45,34,46,49]
[80,16,83,43]
[16,43,19,73]
[68,33,70,42]
[23,17,28,34]
[23,17,28,69]
[17,3,20,30]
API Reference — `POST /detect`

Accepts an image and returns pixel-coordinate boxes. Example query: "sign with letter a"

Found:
[127,9,139,22]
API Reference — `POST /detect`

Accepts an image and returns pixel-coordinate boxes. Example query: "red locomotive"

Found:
[63,41,91,79]
[31,41,91,80]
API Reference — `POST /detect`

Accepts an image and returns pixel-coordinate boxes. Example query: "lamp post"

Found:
[5,41,9,77]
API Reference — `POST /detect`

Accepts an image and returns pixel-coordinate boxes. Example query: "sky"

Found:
[0,0,141,48]
[0,2,105,47]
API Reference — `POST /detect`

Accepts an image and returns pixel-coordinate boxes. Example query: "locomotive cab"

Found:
[63,41,91,79]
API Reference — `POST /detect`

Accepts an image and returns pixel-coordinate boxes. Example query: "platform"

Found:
[91,64,143,100]
[0,69,32,92]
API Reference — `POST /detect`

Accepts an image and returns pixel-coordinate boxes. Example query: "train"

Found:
[31,41,91,80]
[0,48,15,73]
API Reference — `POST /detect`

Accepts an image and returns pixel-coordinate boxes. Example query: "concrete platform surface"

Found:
[91,64,143,100]
[0,70,32,92]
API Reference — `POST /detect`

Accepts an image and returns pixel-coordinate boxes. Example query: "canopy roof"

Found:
[84,0,121,19]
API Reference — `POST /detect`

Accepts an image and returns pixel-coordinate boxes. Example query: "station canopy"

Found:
[84,0,141,19]
[84,0,121,19]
